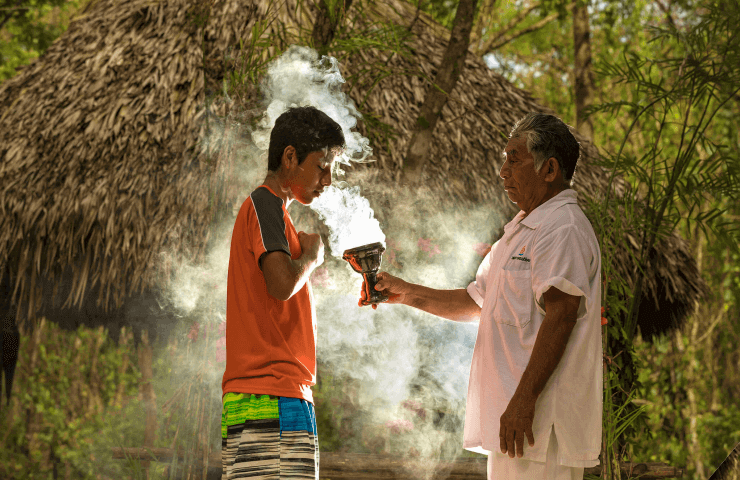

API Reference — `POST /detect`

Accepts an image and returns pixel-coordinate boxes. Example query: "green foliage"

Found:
[609,15,737,480]
[322,0,346,24]
[479,0,576,121]
[0,320,141,479]
[594,0,740,344]
[406,0,458,30]
[0,0,85,81]
[630,330,740,479]
[579,2,740,477]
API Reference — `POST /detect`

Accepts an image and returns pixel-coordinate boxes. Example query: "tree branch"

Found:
[474,1,539,55]
[311,0,354,56]
[478,2,574,54]
[654,0,677,30]
[0,0,26,32]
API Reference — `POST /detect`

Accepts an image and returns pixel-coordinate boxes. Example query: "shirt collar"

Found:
[504,189,579,232]
[258,184,286,205]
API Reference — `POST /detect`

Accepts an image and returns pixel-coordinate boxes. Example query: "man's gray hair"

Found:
[509,113,581,186]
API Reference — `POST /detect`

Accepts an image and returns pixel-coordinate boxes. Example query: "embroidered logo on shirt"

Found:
[509,245,530,262]
[509,245,531,262]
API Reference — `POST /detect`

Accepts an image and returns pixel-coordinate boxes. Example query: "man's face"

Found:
[499,137,550,213]
[288,148,335,205]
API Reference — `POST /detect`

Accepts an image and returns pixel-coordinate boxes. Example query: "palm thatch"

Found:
[0,0,705,341]
[0,0,249,322]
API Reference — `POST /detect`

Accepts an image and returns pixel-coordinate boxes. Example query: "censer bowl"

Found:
[342,242,388,305]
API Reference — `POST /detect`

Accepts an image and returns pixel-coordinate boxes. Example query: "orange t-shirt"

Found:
[222,185,316,403]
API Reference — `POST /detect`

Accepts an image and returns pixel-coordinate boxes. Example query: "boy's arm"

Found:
[261,231,323,301]
[262,251,315,301]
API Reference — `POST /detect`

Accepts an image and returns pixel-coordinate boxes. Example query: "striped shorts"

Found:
[221,393,319,480]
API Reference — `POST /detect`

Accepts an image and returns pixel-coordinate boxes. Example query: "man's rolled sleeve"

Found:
[532,226,593,319]
[467,241,498,308]
[467,283,485,308]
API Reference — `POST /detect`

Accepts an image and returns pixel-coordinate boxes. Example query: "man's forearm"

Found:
[514,313,576,400]
[403,286,480,322]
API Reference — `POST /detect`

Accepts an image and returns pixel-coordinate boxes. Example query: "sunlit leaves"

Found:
[0,0,84,81]
[596,1,740,263]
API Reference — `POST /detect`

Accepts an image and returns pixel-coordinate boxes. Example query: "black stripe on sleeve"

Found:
[251,187,291,269]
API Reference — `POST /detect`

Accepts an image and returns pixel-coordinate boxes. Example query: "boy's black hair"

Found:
[267,106,345,172]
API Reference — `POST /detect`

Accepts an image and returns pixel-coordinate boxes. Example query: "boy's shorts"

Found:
[221,392,318,480]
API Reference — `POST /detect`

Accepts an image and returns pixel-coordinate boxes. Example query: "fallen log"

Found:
[111,448,684,479]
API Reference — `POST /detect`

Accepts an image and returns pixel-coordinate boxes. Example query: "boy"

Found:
[221,106,344,480]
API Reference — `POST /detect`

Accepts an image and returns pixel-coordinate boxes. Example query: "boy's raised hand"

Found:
[298,231,324,269]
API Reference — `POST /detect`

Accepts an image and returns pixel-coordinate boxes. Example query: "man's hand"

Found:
[499,393,536,458]
[298,231,324,269]
[359,272,407,309]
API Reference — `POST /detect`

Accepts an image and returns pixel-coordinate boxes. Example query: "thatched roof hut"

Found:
[0,0,705,341]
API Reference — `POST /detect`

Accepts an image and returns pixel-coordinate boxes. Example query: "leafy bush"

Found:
[0,318,141,479]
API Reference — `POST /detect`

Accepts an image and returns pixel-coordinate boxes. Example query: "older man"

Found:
[361,113,602,480]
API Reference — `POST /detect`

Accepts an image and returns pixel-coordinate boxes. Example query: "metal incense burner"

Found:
[342,242,388,305]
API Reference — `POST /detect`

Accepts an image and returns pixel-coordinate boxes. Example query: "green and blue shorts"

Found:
[221,393,318,480]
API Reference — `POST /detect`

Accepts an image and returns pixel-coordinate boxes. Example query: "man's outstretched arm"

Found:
[362,272,481,323]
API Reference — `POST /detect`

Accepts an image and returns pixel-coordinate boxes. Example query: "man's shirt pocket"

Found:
[494,268,533,328]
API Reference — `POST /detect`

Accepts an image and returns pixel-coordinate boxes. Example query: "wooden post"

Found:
[138,330,157,479]
[25,318,45,467]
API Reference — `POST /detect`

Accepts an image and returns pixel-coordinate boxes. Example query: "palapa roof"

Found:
[0,0,706,340]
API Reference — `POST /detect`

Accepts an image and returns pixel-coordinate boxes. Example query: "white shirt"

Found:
[463,189,602,467]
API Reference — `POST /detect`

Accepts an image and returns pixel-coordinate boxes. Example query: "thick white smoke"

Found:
[250,45,372,166]
[310,185,386,256]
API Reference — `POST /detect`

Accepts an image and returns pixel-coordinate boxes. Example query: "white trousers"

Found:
[487,425,585,480]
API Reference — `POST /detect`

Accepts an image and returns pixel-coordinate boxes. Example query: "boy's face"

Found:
[285,147,335,205]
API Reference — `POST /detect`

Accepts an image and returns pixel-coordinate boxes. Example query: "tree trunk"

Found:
[685,314,706,480]
[469,0,497,52]
[401,0,480,185]
[312,0,354,56]
[572,0,594,141]
[684,230,706,479]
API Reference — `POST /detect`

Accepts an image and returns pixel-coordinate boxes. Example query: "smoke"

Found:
[307,183,496,472]
[310,185,386,256]
[250,45,372,166]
